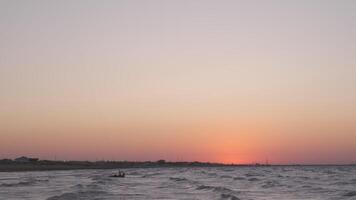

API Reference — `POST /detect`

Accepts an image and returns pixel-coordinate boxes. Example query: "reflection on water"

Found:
[1,166,356,200]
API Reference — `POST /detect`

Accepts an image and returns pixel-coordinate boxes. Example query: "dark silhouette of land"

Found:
[0,157,262,172]
[0,157,354,172]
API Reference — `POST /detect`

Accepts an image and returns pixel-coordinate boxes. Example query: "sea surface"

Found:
[1,166,356,200]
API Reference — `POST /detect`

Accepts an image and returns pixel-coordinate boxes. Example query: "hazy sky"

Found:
[1,0,356,164]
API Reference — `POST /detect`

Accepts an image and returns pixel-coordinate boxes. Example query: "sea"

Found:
[1,166,356,200]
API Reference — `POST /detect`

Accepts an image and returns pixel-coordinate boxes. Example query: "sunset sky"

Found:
[1,1,356,164]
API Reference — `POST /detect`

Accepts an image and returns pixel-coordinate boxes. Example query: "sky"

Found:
[0,0,356,164]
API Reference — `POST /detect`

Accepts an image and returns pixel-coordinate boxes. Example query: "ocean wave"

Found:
[323,170,337,174]
[343,191,356,197]
[0,177,19,181]
[128,171,141,175]
[142,172,162,178]
[350,179,356,184]
[221,168,235,172]
[220,193,240,200]
[46,190,106,200]
[233,177,245,180]
[245,172,262,177]
[196,185,240,200]
[220,175,233,179]
[0,177,49,188]
[333,179,356,186]
[298,176,310,180]
[196,185,234,193]
[0,181,32,187]
[169,177,188,182]
[196,185,214,190]
[71,184,84,189]
[3,166,356,199]
[207,172,218,177]
[47,193,77,200]
[301,184,312,188]
[261,180,282,188]
[91,174,111,181]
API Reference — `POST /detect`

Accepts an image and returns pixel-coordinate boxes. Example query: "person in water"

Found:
[112,170,125,177]
[119,171,125,177]
[119,170,124,176]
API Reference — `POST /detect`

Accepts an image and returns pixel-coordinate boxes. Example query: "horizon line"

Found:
[2,156,355,166]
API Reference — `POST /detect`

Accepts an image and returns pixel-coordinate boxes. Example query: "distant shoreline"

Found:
[0,160,235,172]
[0,159,355,172]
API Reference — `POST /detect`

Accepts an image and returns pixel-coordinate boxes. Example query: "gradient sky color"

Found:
[1,0,356,164]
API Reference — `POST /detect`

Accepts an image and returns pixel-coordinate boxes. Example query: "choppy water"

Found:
[1,166,356,200]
